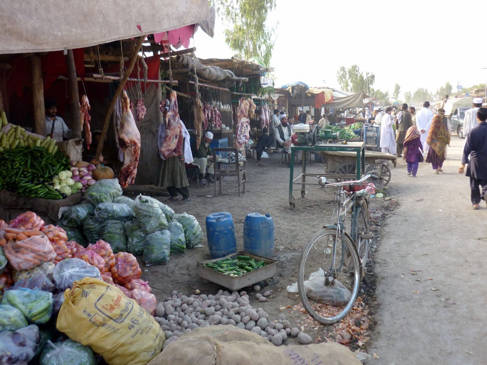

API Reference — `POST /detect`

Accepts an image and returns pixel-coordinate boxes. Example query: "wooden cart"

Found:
[322,150,396,189]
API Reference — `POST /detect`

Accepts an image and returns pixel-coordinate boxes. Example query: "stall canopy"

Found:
[0,0,214,54]
[325,92,365,109]
[443,96,472,115]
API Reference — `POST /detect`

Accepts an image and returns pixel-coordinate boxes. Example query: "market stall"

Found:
[0,0,216,221]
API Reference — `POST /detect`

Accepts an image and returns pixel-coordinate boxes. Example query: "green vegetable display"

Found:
[174,213,203,248]
[0,304,28,331]
[0,124,58,153]
[2,288,53,324]
[40,339,96,365]
[0,247,7,274]
[0,146,69,199]
[205,255,266,277]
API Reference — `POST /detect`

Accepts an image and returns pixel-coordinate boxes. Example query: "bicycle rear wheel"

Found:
[298,229,360,324]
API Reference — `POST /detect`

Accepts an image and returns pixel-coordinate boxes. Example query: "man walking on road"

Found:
[462,97,483,136]
[459,108,487,210]
[396,103,413,157]
[416,101,434,155]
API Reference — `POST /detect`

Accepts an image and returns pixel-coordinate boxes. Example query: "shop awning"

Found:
[325,92,365,109]
[0,0,214,54]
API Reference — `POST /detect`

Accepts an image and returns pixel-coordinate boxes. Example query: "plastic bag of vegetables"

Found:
[174,213,203,248]
[12,268,55,292]
[2,288,53,324]
[84,179,122,205]
[114,196,136,209]
[101,220,127,253]
[157,201,175,221]
[59,226,86,247]
[0,325,40,364]
[59,203,94,227]
[74,248,106,274]
[0,304,28,331]
[0,247,7,274]
[9,211,45,230]
[125,220,146,256]
[53,258,101,291]
[40,339,96,365]
[143,230,170,265]
[87,240,115,271]
[134,195,168,234]
[95,202,135,221]
[82,215,101,244]
[168,221,186,253]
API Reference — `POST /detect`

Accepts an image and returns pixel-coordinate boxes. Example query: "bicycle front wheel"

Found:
[298,229,361,324]
[351,199,372,275]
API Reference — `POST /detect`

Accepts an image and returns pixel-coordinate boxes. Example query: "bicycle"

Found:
[298,174,373,324]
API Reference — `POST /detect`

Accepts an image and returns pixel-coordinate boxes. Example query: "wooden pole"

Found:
[31,55,45,135]
[66,50,81,138]
[95,36,144,161]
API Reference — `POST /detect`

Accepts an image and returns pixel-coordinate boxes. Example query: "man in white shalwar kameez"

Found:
[416,101,434,155]
[380,107,396,154]
[462,98,483,137]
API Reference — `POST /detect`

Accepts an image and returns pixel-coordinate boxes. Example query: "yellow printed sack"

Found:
[56,278,164,365]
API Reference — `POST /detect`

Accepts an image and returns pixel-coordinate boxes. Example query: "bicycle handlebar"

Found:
[323,174,371,188]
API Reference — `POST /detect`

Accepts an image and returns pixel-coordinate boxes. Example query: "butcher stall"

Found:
[0,0,215,221]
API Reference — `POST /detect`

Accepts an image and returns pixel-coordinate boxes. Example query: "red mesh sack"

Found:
[65,241,84,256]
[101,271,115,285]
[131,289,157,314]
[116,284,132,298]
[4,234,56,271]
[125,279,151,293]
[75,248,107,273]
[9,212,45,230]
[111,252,141,285]
[87,240,115,271]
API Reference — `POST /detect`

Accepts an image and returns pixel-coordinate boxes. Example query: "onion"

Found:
[79,168,88,175]
[71,168,79,176]
[81,175,91,181]
[87,179,96,186]
[88,164,96,171]
[72,176,81,182]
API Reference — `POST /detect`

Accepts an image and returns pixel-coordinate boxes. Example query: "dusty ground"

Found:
[140,150,391,348]
[367,136,487,364]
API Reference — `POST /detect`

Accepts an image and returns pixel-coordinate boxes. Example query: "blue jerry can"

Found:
[243,213,274,258]
[206,212,237,258]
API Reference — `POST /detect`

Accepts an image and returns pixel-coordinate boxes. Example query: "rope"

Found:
[95,45,103,76]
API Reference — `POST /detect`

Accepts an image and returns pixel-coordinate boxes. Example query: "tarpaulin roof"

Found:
[0,0,214,54]
[324,92,365,109]
[443,96,473,115]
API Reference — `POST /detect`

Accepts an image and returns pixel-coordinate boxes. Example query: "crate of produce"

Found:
[198,251,277,291]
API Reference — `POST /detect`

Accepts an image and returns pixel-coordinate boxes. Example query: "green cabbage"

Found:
[0,304,28,331]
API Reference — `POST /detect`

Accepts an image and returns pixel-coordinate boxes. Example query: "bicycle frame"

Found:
[322,175,370,282]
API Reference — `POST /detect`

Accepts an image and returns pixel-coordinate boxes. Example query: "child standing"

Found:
[402,126,423,177]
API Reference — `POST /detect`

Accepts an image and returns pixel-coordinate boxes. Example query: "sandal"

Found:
[473,204,480,210]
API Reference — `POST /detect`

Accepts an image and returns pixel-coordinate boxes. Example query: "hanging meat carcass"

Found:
[193,98,204,149]
[80,94,92,150]
[136,99,147,122]
[118,91,141,188]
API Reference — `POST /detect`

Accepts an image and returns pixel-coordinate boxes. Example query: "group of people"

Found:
[377,101,450,176]
[377,96,487,210]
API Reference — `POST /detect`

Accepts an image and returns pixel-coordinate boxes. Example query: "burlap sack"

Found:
[148,325,360,365]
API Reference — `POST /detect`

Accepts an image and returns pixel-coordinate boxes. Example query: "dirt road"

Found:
[368,136,487,364]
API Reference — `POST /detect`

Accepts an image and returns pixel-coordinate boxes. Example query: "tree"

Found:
[404,91,412,105]
[371,89,390,105]
[412,88,432,105]
[393,83,401,101]
[436,82,453,99]
[212,0,276,68]
[336,65,375,94]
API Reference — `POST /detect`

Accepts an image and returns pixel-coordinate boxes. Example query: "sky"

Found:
[194,0,487,97]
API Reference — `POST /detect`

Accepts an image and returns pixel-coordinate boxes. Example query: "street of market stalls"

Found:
[133,154,396,352]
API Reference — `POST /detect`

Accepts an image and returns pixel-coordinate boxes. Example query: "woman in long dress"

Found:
[426,109,450,174]
[380,106,396,155]
[159,91,190,200]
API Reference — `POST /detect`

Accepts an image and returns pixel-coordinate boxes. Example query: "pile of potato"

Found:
[155,290,313,347]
